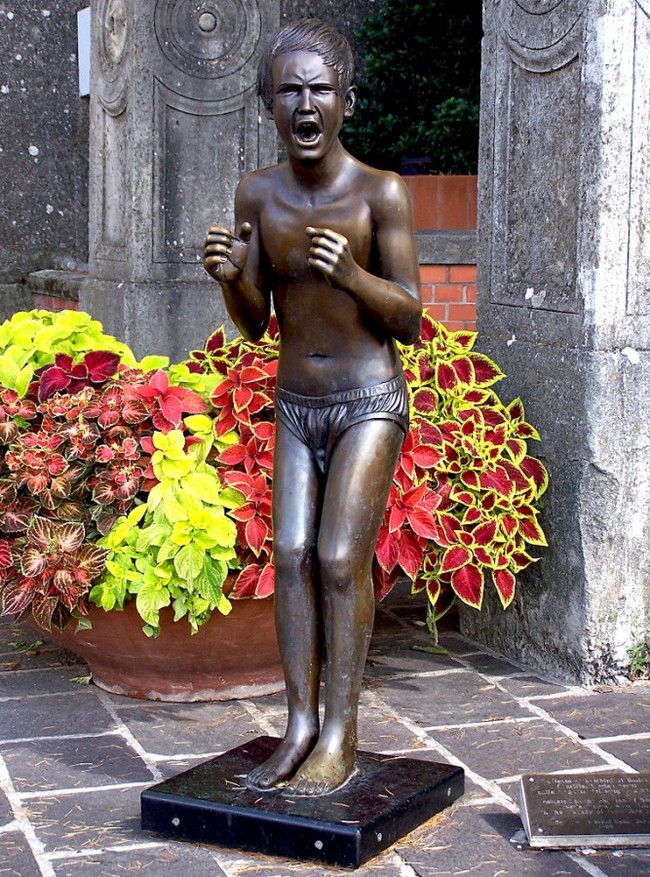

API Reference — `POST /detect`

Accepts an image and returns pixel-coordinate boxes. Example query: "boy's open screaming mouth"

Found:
[295,120,321,145]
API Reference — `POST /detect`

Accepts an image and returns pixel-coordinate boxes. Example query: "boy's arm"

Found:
[204,176,271,342]
[307,172,422,345]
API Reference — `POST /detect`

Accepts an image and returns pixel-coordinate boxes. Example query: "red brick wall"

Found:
[420,264,477,331]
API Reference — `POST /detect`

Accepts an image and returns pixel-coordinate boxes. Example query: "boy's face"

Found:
[269,50,355,162]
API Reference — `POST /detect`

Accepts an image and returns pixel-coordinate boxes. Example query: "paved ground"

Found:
[1,592,649,877]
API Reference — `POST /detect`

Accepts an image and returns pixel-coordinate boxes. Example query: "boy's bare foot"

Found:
[246,729,318,791]
[282,743,357,797]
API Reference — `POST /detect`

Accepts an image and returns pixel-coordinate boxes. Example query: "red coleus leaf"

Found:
[412,388,438,414]
[205,326,227,353]
[395,529,426,579]
[251,420,275,441]
[84,351,121,384]
[376,524,399,573]
[468,353,505,388]
[509,550,538,572]
[436,512,461,546]
[519,516,548,547]
[472,520,498,546]
[493,569,516,609]
[255,563,275,597]
[219,445,249,467]
[1,496,37,533]
[440,545,471,573]
[520,456,549,495]
[451,563,484,608]
[231,562,274,598]
[38,367,70,401]
[451,356,474,386]
[426,577,442,607]
[474,546,493,567]
[478,467,515,499]
[21,546,47,577]
[2,578,36,615]
[408,506,440,540]
[245,516,270,556]
[436,361,458,392]
[31,594,59,630]
[372,563,398,601]
[158,394,183,427]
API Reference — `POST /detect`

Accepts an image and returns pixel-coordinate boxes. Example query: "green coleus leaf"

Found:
[135,523,171,554]
[174,542,206,582]
[136,579,171,627]
[157,538,181,564]
[138,355,169,371]
[181,471,222,503]
[218,486,245,509]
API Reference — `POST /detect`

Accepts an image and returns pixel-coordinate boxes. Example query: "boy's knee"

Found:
[317,543,362,591]
[274,536,314,575]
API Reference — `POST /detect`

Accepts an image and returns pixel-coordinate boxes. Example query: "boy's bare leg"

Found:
[284,419,404,796]
[246,423,322,790]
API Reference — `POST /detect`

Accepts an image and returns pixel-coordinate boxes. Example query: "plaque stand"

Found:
[520,772,650,849]
[141,736,464,868]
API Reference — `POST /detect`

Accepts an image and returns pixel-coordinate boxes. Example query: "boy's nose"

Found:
[298,87,315,112]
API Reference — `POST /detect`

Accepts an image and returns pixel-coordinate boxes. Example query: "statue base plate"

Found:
[141,736,464,868]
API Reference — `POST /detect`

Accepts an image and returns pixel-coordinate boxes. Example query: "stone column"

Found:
[463,0,650,682]
[79,0,279,361]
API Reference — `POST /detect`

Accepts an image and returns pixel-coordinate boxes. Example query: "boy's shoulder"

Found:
[350,159,410,213]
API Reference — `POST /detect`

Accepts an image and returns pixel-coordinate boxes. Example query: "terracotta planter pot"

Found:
[36,596,284,703]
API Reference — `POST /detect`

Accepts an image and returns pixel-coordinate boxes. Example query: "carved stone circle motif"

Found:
[496,0,588,71]
[97,0,129,80]
[154,0,262,79]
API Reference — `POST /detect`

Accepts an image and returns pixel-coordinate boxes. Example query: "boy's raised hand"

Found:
[306,226,357,289]
[204,222,253,283]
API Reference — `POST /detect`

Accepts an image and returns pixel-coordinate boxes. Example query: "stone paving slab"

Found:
[0,691,115,742]
[597,736,650,772]
[2,608,650,877]
[51,845,230,877]
[0,667,93,698]
[490,672,582,699]
[0,830,42,877]
[541,685,650,738]
[0,785,12,826]
[432,718,611,780]
[3,735,156,793]
[112,701,265,758]
[395,805,590,876]
[375,668,537,726]
[23,786,146,854]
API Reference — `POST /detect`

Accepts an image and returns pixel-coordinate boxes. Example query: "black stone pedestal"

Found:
[141,736,464,868]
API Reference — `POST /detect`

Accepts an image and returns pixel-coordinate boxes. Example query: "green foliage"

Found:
[628,640,650,680]
[91,429,244,636]
[0,310,141,395]
[341,0,482,173]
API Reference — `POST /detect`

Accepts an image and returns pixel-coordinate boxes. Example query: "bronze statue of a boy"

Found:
[204,19,422,796]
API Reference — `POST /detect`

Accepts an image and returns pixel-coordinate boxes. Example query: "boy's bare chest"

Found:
[259,195,373,277]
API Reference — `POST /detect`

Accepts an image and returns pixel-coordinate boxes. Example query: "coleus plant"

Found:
[90,425,244,636]
[0,310,228,632]
[185,313,548,630]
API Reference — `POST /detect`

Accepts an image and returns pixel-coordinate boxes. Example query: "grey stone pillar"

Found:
[79,0,279,361]
[463,0,650,682]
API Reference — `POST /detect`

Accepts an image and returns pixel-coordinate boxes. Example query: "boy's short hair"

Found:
[257,18,355,111]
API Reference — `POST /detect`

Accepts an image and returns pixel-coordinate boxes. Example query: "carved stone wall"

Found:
[464,0,650,683]
[80,0,280,361]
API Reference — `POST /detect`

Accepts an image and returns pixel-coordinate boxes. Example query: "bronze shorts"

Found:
[275,374,409,474]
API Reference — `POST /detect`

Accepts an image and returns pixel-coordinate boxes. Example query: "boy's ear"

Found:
[344,85,357,119]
